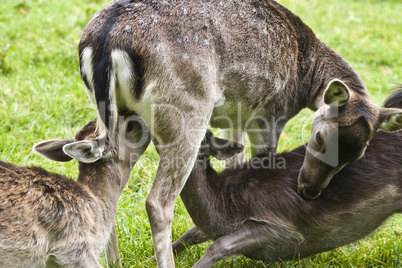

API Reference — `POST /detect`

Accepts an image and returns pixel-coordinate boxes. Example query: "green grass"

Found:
[1,0,401,267]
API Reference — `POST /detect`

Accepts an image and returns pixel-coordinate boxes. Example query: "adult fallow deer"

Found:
[78,0,402,266]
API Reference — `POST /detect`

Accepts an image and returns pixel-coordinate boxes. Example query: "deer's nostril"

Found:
[297,183,305,196]
[301,187,321,200]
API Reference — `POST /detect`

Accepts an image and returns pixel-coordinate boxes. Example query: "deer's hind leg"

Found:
[134,79,216,267]
[145,107,213,267]
[192,221,301,268]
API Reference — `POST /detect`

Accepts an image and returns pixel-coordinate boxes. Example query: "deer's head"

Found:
[33,114,151,189]
[298,80,402,199]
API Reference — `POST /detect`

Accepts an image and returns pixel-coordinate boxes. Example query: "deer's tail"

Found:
[78,45,117,138]
[79,42,147,139]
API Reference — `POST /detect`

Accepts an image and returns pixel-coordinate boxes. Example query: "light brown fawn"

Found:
[0,114,150,267]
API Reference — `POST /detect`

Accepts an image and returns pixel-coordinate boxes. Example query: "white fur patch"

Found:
[109,49,136,132]
[126,80,156,124]
[81,47,96,104]
[111,50,135,106]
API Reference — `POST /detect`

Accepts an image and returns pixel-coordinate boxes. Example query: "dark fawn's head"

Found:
[298,80,402,199]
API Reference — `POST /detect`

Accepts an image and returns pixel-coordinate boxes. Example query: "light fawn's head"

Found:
[33,113,150,186]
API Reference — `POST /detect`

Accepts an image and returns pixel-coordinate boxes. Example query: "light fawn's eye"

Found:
[126,121,135,133]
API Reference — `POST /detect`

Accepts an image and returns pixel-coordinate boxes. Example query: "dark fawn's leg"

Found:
[221,129,246,168]
[172,226,209,255]
[192,221,297,268]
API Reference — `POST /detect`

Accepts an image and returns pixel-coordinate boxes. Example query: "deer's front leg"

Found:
[172,226,209,255]
[248,115,288,157]
[221,129,246,168]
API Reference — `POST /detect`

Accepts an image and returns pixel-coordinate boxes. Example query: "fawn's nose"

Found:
[297,172,322,200]
[298,184,321,200]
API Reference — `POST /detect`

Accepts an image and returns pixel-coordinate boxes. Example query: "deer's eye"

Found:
[316,132,323,145]
[126,121,135,133]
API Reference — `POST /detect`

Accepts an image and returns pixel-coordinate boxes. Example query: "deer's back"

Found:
[0,162,99,254]
[79,0,317,105]
[193,130,402,244]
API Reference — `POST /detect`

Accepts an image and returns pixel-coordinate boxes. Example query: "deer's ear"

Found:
[62,140,104,163]
[210,137,245,160]
[378,108,402,132]
[33,139,74,162]
[324,79,350,107]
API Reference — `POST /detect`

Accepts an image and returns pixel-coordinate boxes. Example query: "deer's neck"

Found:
[306,42,368,110]
[77,161,126,215]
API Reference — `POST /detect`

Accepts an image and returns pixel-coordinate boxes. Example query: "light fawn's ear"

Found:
[324,79,350,107]
[378,108,402,132]
[62,140,105,163]
[33,139,74,162]
[209,136,245,160]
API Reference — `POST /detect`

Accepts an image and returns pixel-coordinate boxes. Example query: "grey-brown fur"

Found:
[78,1,402,266]
[173,90,402,267]
[0,115,150,268]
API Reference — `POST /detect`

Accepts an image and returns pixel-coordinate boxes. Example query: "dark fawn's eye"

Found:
[316,132,323,145]
[126,121,135,132]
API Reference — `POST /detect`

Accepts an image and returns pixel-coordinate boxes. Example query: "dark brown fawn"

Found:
[0,114,150,267]
[78,0,402,266]
[172,89,402,267]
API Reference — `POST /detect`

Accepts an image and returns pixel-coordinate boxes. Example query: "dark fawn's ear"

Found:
[62,140,104,163]
[378,108,402,132]
[210,137,245,160]
[324,79,350,107]
[33,139,74,162]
